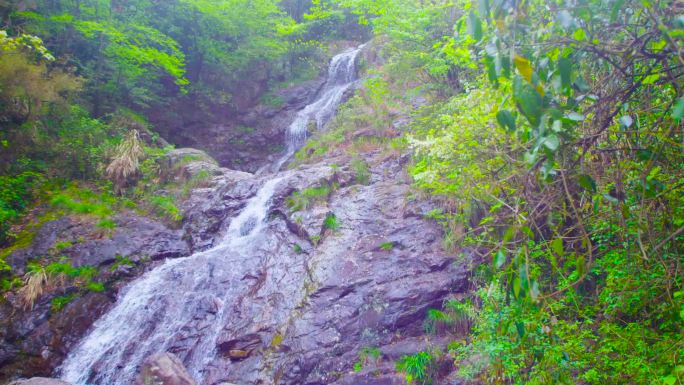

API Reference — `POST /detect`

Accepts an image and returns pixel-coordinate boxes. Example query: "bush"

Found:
[323,213,340,232]
[0,171,44,246]
[396,351,434,384]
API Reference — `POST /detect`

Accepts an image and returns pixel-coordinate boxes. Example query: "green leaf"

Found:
[468,10,483,41]
[551,238,564,255]
[663,375,676,385]
[495,250,506,268]
[496,110,516,132]
[578,174,597,193]
[516,321,525,338]
[520,226,534,239]
[672,97,684,121]
[565,111,585,121]
[543,134,560,151]
[642,73,660,84]
[576,255,585,277]
[478,0,490,19]
[514,55,534,83]
[513,76,543,126]
[558,57,572,89]
[574,77,590,92]
[572,28,587,41]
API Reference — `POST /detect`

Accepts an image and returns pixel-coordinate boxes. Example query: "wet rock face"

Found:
[8,377,73,385]
[136,353,197,385]
[6,214,189,273]
[172,159,468,385]
[172,77,326,173]
[0,211,190,382]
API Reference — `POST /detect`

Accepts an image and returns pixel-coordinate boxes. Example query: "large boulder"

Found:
[136,353,197,385]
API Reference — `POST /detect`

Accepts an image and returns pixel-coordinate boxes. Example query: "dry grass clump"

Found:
[106,130,144,194]
[18,268,48,310]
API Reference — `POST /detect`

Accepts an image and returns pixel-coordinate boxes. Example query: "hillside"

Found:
[0,1,682,385]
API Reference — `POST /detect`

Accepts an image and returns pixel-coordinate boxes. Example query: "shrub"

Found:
[323,213,340,232]
[396,351,434,384]
[0,171,44,245]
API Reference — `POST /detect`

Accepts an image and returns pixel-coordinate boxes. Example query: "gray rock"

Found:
[136,353,197,385]
[8,378,73,385]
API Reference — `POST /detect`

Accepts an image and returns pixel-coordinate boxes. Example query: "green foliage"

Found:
[331,0,684,383]
[51,293,76,312]
[354,346,382,372]
[109,255,135,272]
[49,184,118,219]
[379,241,394,251]
[424,299,475,336]
[44,261,97,281]
[396,351,434,384]
[260,93,285,108]
[85,281,105,292]
[0,30,81,122]
[323,212,340,232]
[53,241,73,251]
[147,195,182,224]
[0,172,44,245]
[351,158,370,185]
[293,244,303,254]
[96,219,117,230]
[286,184,333,212]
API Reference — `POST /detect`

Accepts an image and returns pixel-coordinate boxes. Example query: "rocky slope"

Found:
[1,43,472,385]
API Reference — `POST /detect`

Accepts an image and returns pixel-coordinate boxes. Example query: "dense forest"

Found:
[0,0,682,384]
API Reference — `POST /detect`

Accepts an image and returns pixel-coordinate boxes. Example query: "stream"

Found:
[58,45,365,385]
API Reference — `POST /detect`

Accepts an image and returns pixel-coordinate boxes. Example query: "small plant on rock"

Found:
[396,351,434,384]
[323,213,340,232]
[351,158,371,185]
[354,346,382,372]
[293,244,303,254]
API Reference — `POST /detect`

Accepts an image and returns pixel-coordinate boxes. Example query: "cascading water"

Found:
[57,43,365,385]
[59,177,284,385]
[270,44,365,172]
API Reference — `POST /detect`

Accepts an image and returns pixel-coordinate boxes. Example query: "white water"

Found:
[270,44,365,172]
[58,44,364,385]
[59,177,284,385]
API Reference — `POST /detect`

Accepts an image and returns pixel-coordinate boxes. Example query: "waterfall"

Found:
[270,44,365,172]
[57,44,365,385]
[58,177,284,385]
